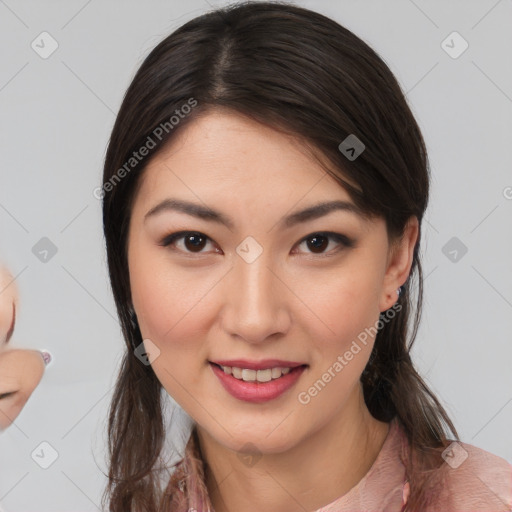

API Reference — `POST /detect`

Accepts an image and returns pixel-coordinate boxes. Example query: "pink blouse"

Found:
[167,417,512,511]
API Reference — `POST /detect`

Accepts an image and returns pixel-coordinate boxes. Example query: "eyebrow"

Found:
[144,198,365,230]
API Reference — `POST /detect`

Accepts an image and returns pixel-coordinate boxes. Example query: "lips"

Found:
[210,359,306,371]
[210,362,307,403]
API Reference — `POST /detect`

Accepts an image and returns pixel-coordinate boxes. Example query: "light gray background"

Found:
[0,0,511,510]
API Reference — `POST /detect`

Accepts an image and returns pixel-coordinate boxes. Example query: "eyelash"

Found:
[158,231,355,258]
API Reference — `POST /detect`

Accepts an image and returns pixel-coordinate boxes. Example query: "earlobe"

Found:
[379,286,402,313]
[379,216,419,311]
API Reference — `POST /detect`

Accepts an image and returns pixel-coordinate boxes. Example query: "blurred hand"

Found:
[0,264,17,346]
[0,264,50,431]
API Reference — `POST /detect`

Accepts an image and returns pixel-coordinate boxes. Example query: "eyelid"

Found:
[159,230,355,256]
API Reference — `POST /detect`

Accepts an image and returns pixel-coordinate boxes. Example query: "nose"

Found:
[220,255,291,344]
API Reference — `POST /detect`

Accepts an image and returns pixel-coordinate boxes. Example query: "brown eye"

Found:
[296,232,354,256]
[183,233,207,252]
[160,231,217,255]
[306,234,329,253]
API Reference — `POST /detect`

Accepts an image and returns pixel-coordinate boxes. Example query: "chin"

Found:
[209,422,301,455]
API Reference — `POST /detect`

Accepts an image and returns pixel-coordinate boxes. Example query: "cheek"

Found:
[129,241,208,341]
[292,264,382,348]
[133,275,214,350]
[128,246,215,401]
[292,265,382,406]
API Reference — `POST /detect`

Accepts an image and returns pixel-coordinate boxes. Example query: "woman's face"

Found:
[127,110,416,453]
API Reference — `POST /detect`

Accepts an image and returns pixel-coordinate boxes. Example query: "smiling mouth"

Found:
[209,362,308,383]
[209,361,308,403]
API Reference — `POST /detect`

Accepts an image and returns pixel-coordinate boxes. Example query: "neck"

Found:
[196,385,390,512]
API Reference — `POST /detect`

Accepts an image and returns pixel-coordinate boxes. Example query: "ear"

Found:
[379,216,419,312]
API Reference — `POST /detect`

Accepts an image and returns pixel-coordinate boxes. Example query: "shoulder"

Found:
[435,440,512,511]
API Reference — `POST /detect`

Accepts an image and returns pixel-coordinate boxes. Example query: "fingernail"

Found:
[40,350,52,366]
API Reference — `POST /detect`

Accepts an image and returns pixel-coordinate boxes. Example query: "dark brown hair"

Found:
[101,1,459,510]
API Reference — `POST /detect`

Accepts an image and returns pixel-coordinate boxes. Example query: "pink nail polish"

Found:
[40,350,52,366]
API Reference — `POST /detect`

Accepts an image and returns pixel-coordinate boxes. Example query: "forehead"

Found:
[134,110,357,211]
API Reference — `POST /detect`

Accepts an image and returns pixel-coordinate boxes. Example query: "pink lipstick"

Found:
[209,362,307,403]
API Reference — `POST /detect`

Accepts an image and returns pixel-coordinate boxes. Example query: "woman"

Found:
[100,2,512,511]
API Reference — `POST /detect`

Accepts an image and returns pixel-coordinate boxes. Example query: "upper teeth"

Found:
[221,366,292,382]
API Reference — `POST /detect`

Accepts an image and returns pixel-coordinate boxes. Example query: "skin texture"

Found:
[0,348,46,431]
[127,110,418,512]
[0,265,18,346]
[0,265,47,431]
